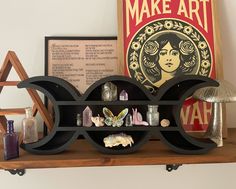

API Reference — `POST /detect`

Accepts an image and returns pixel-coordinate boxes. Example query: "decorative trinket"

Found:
[91,115,105,127]
[146,105,160,126]
[3,120,19,160]
[82,106,93,127]
[132,108,149,126]
[119,90,128,101]
[103,107,128,127]
[103,133,134,148]
[160,119,170,127]
[76,114,82,126]
[193,80,236,147]
[101,82,117,101]
[22,107,38,144]
[125,114,133,126]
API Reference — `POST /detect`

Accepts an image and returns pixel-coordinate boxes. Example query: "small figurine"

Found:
[103,133,134,148]
[91,115,105,127]
[119,90,128,101]
[103,107,128,127]
[101,82,117,101]
[160,119,170,127]
[132,108,149,126]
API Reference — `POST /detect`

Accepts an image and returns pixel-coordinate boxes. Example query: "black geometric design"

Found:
[18,75,218,155]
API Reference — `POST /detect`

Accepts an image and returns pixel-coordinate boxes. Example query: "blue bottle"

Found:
[3,120,19,160]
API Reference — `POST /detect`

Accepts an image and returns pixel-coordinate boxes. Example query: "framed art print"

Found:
[117,0,225,135]
[45,36,118,94]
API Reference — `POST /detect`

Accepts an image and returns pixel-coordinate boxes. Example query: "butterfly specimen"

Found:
[103,107,129,127]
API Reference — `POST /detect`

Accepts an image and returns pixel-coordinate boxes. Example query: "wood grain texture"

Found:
[0,129,236,170]
[0,81,19,86]
[0,51,53,132]
[117,0,124,75]
[0,116,7,134]
[0,108,25,115]
[213,0,227,138]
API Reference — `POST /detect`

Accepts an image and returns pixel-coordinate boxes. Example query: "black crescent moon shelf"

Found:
[18,75,219,155]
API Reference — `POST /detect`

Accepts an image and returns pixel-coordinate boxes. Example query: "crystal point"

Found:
[83,106,93,127]
[119,90,128,101]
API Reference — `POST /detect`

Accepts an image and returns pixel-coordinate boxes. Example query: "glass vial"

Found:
[22,107,38,144]
[146,105,159,126]
[76,114,82,126]
[3,120,19,160]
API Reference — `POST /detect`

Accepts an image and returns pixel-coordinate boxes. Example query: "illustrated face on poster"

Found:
[128,20,212,91]
[120,0,218,132]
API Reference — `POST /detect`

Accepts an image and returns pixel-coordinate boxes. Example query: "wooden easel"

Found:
[0,51,53,133]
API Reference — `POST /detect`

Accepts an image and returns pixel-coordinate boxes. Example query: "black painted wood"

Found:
[18,75,219,155]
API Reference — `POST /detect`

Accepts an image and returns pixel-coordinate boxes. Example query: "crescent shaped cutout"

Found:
[82,130,151,154]
[18,75,219,155]
[83,75,154,101]
[18,76,81,154]
[157,76,219,154]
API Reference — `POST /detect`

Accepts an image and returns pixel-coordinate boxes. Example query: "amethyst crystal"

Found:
[83,106,93,127]
[119,90,128,101]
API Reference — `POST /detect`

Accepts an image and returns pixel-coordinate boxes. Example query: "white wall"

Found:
[0,0,236,188]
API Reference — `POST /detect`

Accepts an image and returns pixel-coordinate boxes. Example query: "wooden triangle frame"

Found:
[0,51,53,133]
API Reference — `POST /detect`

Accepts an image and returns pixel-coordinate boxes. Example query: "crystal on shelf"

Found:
[91,115,105,127]
[119,90,128,101]
[83,106,93,127]
[101,82,117,101]
[160,119,170,127]
[103,133,134,148]
[125,114,133,126]
[76,114,82,126]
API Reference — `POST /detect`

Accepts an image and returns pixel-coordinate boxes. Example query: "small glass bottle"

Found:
[22,107,38,144]
[3,120,19,160]
[76,114,82,126]
[146,105,160,126]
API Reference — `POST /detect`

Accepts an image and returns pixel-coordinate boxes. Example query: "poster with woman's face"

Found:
[119,0,219,132]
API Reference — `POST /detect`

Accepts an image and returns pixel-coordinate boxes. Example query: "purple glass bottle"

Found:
[3,120,19,160]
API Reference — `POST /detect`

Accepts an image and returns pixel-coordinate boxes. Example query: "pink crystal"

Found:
[83,106,93,127]
[132,108,149,126]
[119,90,128,101]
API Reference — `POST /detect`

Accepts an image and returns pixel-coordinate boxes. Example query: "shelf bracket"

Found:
[166,164,182,172]
[5,169,25,176]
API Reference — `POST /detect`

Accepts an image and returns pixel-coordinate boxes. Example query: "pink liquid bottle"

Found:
[3,120,19,160]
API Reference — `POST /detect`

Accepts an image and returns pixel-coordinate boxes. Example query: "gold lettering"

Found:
[189,0,203,28]
[126,0,139,37]
[181,106,190,125]
[140,0,151,23]
[163,0,172,14]
[203,102,212,124]
[177,0,189,17]
[151,0,161,16]
[190,102,204,125]
[201,0,209,32]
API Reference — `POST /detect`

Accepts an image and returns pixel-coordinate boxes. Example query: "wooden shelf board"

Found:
[56,101,180,106]
[0,129,236,170]
[0,81,19,86]
[0,108,25,115]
